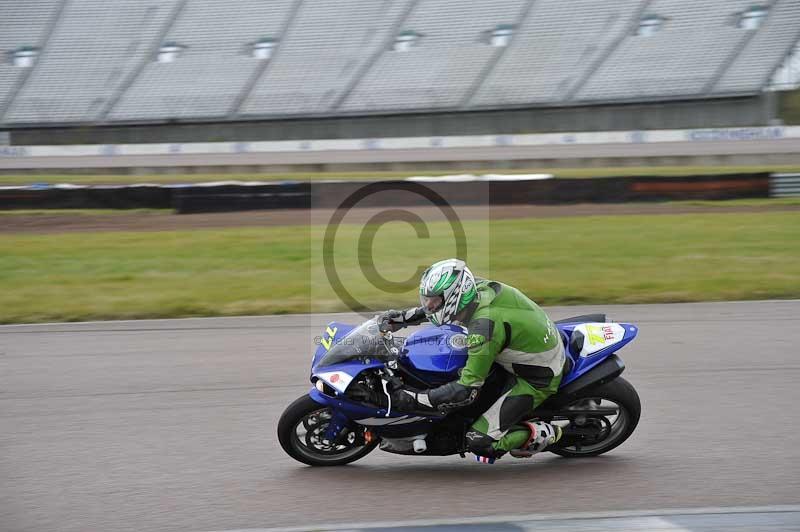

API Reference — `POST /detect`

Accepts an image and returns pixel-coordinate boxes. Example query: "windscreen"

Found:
[316,319,390,368]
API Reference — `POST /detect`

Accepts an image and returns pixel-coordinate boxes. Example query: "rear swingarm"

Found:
[534,407,619,418]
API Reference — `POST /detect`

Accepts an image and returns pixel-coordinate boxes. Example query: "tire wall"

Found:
[0,174,770,212]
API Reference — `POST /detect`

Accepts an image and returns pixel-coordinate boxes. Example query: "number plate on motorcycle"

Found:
[573,323,626,357]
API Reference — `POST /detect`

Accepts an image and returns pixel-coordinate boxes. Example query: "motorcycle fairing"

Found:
[312,359,385,394]
[311,321,384,393]
[310,321,355,369]
[572,323,627,357]
[314,369,354,394]
[308,387,441,440]
[354,415,429,426]
[556,322,638,386]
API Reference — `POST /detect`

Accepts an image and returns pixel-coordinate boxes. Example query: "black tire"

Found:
[548,376,641,458]
[277,395,379,466]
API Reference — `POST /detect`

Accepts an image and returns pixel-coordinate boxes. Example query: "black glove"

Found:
[377,310,405,332]
[389,381,479,415]
[389,387,430,412]
[378,308,426,332]
[428,381,480,413]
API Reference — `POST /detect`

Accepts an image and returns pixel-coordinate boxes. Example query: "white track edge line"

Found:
[203,505,800,532]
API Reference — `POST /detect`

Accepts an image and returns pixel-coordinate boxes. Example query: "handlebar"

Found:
[377,327,401,366]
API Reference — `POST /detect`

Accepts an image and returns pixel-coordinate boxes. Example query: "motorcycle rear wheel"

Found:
[277,395,379,466]
[547,376,641,458]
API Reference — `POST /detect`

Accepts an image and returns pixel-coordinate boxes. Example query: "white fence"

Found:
[1,126,798,159]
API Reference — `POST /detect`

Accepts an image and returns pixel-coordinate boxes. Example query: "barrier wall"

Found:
[0,185,173,210]
[2,126,797,159]
[0,174,771,212]
[2,125,798,174]
[173,183,311,213]
[2,96,771,145]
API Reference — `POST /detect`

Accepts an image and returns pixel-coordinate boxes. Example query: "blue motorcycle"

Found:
[278,314,641,466]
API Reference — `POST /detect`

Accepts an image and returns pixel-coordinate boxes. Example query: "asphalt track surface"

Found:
[2,300,799,532]
[3,138,800,169]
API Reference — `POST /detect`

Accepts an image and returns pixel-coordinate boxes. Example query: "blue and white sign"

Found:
[687,127,785,142]
[0,146,27,157]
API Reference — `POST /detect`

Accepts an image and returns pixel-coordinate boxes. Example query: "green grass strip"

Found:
[0,211,797,323]
[0,198,797,218]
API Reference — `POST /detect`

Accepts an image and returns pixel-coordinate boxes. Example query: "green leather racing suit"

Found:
[392,279,566,457]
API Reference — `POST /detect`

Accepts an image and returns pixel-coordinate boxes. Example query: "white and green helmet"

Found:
[419,258,477,325]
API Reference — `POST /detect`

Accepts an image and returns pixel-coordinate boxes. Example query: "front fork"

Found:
[309,387,380,445]
[323,409,351,443]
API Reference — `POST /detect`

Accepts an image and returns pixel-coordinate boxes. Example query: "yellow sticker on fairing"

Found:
[320,325,337,350]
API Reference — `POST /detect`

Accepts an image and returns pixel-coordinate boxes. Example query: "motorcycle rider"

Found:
[380,258,565,462]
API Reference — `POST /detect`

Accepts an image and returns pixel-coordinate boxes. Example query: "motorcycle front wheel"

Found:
[277,395,379,466]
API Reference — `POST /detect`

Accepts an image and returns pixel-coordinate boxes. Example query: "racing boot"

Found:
[509,421,562,458]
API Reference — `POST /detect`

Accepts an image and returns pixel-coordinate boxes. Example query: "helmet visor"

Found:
[419,294,444,315]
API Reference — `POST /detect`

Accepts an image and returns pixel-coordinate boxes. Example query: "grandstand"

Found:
[110,0,296,121]
[1,0,799,142]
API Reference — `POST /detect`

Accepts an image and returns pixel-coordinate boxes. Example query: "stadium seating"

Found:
[110,0,295,120]
[338,0,529,111]
[0,0,798,124]
[240,0,412,116]
[471,0,641,106]
[714,0,800,93]
[577,0,758,100]
[0,0,60,114]
[5,0,180,123]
